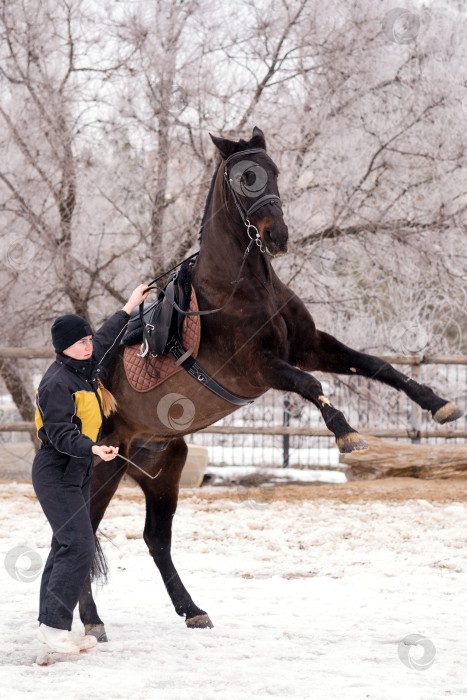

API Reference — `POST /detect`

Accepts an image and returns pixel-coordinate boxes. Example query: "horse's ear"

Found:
[250,126,266,150]
[209,133,238,160]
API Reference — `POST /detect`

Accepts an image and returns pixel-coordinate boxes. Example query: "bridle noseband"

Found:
[223,148,283,253]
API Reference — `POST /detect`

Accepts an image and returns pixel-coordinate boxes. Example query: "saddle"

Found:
[123,287,200,393]
[123,261,192,357]
[122,258,257,405]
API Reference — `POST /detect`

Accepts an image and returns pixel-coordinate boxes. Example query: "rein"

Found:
[142,238,255,319]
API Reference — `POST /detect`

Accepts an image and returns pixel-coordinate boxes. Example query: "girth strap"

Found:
[169,338,256,407]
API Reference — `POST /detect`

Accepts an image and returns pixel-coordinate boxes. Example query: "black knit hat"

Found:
[51,314,93,353]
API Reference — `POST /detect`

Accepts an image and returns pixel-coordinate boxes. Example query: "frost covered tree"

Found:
[0,0,466,429]
[0,0,131,429]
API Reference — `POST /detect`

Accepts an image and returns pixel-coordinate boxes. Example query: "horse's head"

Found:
[210,127,288,258]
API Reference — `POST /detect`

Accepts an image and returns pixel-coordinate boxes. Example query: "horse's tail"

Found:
[90,532,108,585]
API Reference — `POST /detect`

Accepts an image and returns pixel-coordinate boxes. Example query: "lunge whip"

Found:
[112,452,162,480]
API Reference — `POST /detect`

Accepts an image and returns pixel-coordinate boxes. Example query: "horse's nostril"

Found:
[265,227,281,243]
[262,223,288,247]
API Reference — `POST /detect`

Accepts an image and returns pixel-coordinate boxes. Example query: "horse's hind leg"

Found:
[310,331,463,424]
[263,358,370,453]
[78,430,128,642]
[127,437,213,629]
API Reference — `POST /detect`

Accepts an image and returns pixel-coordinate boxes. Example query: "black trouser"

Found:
[32,447,95,631]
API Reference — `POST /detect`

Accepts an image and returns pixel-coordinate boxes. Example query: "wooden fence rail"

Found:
[0,347,466,363]
[0,348,55,359]
[1,423,467,440]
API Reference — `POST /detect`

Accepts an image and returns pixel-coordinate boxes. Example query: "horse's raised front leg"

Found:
[308,331,463,425]
[262,359,369,453]
[127,437,213,629]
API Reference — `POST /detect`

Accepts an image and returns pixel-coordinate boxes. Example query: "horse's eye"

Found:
[242,170,256,186]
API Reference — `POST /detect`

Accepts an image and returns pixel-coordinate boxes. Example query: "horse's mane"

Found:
[198,161,221,243]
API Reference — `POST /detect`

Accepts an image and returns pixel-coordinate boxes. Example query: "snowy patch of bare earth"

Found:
[1,478,466,699]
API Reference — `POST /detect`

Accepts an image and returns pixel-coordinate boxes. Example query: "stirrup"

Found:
[137,339,149,358]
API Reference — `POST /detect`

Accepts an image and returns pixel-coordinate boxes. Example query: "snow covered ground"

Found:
[205,464,346,485]
[1,479,466,700]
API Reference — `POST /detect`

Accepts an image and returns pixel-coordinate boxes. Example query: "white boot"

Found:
[70,632,98,651]
[37,624,81,654]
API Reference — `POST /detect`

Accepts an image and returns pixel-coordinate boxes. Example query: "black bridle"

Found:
[141,148,282,318]
[223,148,283,253]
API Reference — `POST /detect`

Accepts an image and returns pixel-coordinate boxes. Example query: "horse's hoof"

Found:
[85,623,108,642]
[337,432,369,454]
[433,402,464,425]
[185,614,214,629]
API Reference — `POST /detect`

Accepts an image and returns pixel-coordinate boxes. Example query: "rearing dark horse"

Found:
[80,127,462,640]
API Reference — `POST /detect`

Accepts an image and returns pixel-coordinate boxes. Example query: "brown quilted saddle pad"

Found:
[123,287,200,392]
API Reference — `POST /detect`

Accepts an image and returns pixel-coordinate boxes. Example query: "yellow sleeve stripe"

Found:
[73,389,103,442]
[34,392,43,441]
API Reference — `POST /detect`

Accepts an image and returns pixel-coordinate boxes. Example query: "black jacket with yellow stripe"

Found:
[35,310,129,459]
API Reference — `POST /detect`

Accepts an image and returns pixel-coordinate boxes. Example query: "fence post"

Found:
[411,358,422,444]
[282,393,290,468]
